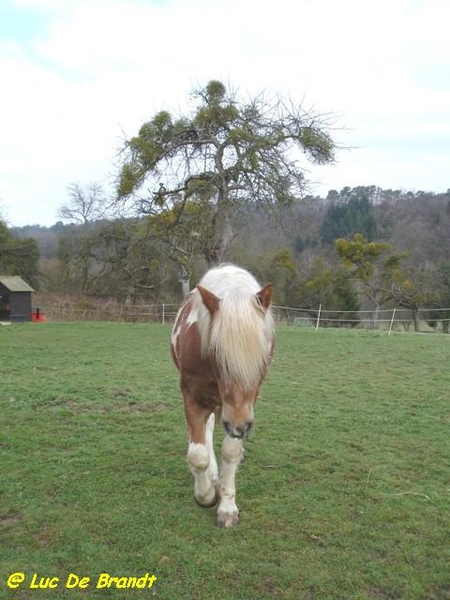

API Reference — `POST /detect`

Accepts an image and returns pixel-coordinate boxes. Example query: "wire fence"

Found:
[32,302,179,324]
[31,301,450,333]
[272,305,450,333]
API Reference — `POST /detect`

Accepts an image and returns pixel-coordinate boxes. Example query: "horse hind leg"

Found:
[186,412,218,508]
[205,412,219,484]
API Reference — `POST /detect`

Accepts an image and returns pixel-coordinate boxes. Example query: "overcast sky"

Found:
[1,0,449,227]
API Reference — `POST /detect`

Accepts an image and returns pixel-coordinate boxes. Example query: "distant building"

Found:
[0,276,35,322]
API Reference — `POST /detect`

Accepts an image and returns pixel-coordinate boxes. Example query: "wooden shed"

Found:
[0,276,35,322]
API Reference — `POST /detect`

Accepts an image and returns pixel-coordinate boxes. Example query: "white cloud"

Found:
[1,0,450,225]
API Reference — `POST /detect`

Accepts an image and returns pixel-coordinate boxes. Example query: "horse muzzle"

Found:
[223,420,253,439]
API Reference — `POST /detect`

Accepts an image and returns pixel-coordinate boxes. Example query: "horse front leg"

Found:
[185,399,218,507]
[217,434,243,528]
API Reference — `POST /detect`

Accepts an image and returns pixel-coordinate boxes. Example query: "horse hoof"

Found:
[194,489,218,508]
[217,511,239,528]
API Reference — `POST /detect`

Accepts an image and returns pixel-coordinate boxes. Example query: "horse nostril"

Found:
[223,421,252,439]
[240,422,252,437]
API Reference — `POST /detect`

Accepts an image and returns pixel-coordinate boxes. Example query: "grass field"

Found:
[1,322,449,600]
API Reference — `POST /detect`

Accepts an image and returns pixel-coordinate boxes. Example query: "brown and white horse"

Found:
[171,264,274,528]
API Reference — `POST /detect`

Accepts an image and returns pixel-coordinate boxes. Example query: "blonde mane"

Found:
[190,265,274,391]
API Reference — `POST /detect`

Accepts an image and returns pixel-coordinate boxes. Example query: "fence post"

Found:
[388,307,397,335]
[315,304,322,331]
[162,303,165,325]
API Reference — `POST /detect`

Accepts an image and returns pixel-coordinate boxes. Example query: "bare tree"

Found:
[59,182,106,225]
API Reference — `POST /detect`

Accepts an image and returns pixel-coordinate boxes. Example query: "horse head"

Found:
[197,282,274,439]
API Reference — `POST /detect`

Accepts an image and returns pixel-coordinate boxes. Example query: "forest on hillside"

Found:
[4,185,450,331]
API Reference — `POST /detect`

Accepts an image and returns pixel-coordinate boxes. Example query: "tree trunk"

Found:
[371,303,380,330]
[179,266,190,298]
[124,284,135,305]
[217,210,235,264]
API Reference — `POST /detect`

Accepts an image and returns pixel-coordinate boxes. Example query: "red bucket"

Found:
[31,309,46,322]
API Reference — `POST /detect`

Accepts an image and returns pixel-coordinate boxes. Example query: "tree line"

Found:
[5,184,450,331]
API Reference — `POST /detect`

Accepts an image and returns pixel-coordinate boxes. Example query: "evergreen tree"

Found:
[320,189,378,245]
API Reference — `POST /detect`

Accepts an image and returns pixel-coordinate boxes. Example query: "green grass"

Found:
[0,323,449,599]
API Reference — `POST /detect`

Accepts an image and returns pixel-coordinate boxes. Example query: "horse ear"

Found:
[256,284,273,311]
[197,285,220,317]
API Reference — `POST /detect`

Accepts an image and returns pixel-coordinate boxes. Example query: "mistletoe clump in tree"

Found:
[116,80,337,290]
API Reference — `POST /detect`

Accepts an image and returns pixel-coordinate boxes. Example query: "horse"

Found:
[170,264,275,528]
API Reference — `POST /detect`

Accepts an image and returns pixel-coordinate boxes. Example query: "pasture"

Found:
[0,322,449,599]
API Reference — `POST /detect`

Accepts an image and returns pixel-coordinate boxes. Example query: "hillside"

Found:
[6,187,450,322]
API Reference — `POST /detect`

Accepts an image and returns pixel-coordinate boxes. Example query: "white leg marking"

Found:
[217,434,243,528]
[187,442,217,507]
[205,413,218,483]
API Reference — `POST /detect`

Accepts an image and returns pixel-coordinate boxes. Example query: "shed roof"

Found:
[0,276,35,292]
